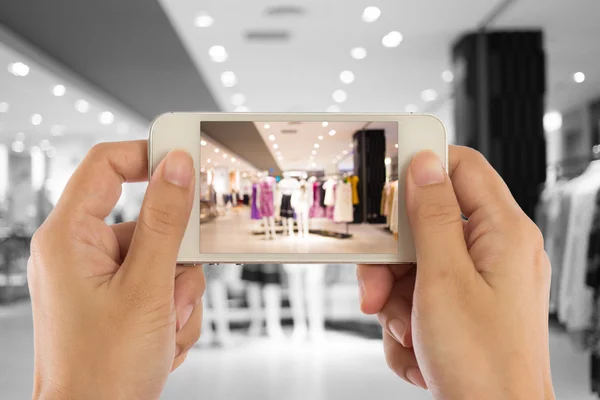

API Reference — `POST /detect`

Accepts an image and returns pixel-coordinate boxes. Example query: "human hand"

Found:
[28,141,204,400]
[357,146,555,400]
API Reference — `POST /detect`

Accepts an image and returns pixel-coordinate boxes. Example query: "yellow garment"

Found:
[386,182,396,220]
[349,175,360,205]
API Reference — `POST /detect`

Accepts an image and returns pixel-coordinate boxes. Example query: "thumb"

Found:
[405,151,473,283]
[121,150,195,287]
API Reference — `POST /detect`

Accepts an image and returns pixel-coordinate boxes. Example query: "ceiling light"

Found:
[327,105,341,113]
[314,143,320,149]
[312,150,317,155]
[543,111,562,132]
[194,13,214,28]
[0,102,9,113]
[385,157,392,166]
[231,93,245,106]
[46,147,57,158]
[340,70,355,84]
[201,168,206,173]
[31,114,42,126]
[75,99,90,113]
[264,123,271,129]
[52,84,66,97]
[312,163,317,168]
[382,31,403,48]
[223,154,228,158]
[332,90,347,103]
[50,125,66,136]
[201,140,207,146]
[207,159,212,163]
[221,71,237,87]
[329,130,336,136]
[40,139,51,151]
[351,47,367,60]
[342,150,348,155]
[235,106,248,112]
[420,89,438,102]
[442,70,454,83]
[231,157,236,162]
[214,148,220,153]
[209,45,228,62]
[321,122,328,127]
[318,135,324,140]
[8,62,30,77]
[349,143,354,148]
[574,72,586,83]
[12,141,24,153]
[362,6,381,22]
[99,111,114,125]
[269,134,276,141]
[273,144,279,149]
[242,172,248,177]
[405,104,418,113]
[395,143,399,149]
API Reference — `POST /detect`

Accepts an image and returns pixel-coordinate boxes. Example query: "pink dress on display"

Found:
[258,177,276,218]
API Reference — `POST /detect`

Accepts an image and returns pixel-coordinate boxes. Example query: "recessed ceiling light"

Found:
[351,47,367,60]
[340,70,355,84]
[385,157,392,166]
[314,143,320,149]
[50,125,66,136]
[273,144,279,149]
[242,172,248,177]
[40,139,51,151]
[322,121,328,127]
[201,168,206,173]
[343,150,348,155]
[333,90,347,103]
[12,141,24,153]
[362,6,381,22]
[99,111,114,125]
[327,105,341,113]
[312,150,317,155]
[269,134,276,141]
[209,45,228,62]
[207,159,212,163]
[349,143,354,148]
[52,84,66,96]
[221,71,237,87]
[382,31,403,48]
[75,99,90,113]
[0,102,9,113]
[8,62,30,77]
[31,113,42,126]
[442,70,454,83]
[318,135,324,140]
[223,154,228,159]
[420,89,438,102]
[395,144,399,149]
[574,72,586,83]
[201,140,207,146]
[195,12,214,28]
[231,157,236,162]
[214,148,220,153]
[329,130,336,136]
[231,93,246,107]
[405,104,418,113]
[543,111,562,132]
[264,123,271,129]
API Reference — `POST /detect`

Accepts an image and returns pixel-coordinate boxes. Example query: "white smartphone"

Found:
[148,112,447,264]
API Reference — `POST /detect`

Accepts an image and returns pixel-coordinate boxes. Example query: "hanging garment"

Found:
[319,182,326,208]
[349,175,360,205]
[251,184,261,220]
[389,182,399,235]
[258,177,276,218]
[334,181,354,222]
[381,184,388,217]
[310,181,325,218]
[586,186,600,395]
[323,179,336,206]
[280,194,295,218]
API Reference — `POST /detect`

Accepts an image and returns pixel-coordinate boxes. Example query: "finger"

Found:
[357,264,413,314]
[405,151,474,281]
[377,270,416,348]
[111,221,136,262]
[383,332,427,389]
[121,150,195,287]
[54,141,148,221]
[174,266,206,331]
[175,304,202,359]
[171,351,189,372]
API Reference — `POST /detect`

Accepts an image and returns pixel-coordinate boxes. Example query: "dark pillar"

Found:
[353,129,386,223]
[453,31,547,219]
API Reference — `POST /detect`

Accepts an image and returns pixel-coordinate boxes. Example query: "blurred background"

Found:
[1,0,600,399]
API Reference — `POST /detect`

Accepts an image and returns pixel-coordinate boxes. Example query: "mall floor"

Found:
[200,207,398,254]
[0,300,596,399]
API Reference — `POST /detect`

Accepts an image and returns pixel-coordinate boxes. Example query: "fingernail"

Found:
[178,304,194,330]
[388,318,406,345]
[406,367,427,390]
[163,150,193,188]
[411,151,445,187]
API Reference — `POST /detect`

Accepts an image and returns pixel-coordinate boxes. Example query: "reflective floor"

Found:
[0,301,595,400]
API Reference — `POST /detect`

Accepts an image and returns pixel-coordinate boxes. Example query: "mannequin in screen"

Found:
[255,171,277,239]
[284,264,327,342]
[291,179,313,238]
[278,176,300,236]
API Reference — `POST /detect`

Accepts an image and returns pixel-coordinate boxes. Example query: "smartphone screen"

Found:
[198,120,399,254]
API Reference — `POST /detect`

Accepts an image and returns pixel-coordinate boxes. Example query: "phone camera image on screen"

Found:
[198,121,399,254]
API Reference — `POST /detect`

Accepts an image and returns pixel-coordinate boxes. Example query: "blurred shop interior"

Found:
[1,0,600,399]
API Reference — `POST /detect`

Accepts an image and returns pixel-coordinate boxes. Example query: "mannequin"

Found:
[284,264,327,342]
[242,264,285,340]
[197,264,234,347]
[255,171,277,239]
[291,180,313,238]
[278,176,300,236]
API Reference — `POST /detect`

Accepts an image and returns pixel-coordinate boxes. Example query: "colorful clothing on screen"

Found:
[309,181,325,218]
[251,184,261,220]
[258,177,276,217]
